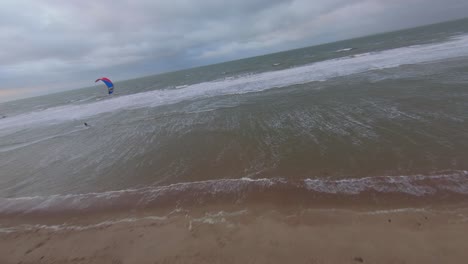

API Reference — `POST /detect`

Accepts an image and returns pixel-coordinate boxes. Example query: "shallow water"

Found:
[1,19,468,215]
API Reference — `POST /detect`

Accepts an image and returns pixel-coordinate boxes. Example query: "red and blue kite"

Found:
[95,77,114,95]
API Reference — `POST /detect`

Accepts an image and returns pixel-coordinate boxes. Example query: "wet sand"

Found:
[1,205,468,264]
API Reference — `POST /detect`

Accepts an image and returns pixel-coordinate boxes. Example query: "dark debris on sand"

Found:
[353,257,364,262]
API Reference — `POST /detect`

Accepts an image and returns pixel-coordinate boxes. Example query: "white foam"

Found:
[335,48,354,53]
[304,171,468,196]
[0,209,247,233]
[0,178,275,214]
[190,210,248,227]
[1,35,468,136]
[362,208,429,215]
[0,172,467,215]
[0,215,168,233]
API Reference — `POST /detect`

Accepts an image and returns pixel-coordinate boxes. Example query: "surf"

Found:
[1,171,467,216]
[1,34,468,136]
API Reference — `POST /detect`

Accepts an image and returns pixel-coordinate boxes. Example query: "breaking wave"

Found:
[1,171,467,216]
[1,34,468,136]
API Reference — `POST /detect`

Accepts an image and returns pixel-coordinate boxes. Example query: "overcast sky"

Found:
[1,0,468,102]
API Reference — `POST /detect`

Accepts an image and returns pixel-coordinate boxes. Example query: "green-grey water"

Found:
[1,19,468,214]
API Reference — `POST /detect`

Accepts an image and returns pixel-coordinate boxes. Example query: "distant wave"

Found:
[1,171,467,216]
[1,34,468,136]
[335,48,354,53]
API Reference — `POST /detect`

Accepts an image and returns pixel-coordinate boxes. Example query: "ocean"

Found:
[1,18,468,217]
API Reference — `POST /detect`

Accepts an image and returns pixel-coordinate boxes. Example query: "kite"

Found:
[95,77,114,94]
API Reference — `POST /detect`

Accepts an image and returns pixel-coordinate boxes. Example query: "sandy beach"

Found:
[1,203,468,264]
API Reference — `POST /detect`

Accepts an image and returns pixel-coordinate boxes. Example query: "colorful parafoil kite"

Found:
[95,77,114,94]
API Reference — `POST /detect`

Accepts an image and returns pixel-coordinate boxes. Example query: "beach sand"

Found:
[1,204,468,264]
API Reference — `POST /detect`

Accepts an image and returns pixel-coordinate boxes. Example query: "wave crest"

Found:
[1,171,467,216]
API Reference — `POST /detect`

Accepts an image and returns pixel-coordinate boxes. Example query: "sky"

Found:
[1,0,468,102]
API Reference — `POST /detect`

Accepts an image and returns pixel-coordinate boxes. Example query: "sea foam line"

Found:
[0,215,168,234]
[1,34,468,135]
[0,209,249,233]
[0,171,467,215]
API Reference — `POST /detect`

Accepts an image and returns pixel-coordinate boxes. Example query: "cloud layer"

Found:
[1,0,468,101]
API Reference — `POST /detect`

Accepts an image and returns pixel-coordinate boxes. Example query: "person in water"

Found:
[84,122,89,127]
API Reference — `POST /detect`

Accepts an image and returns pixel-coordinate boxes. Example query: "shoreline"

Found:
[1,171,467,219]
[1,173,468,263]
